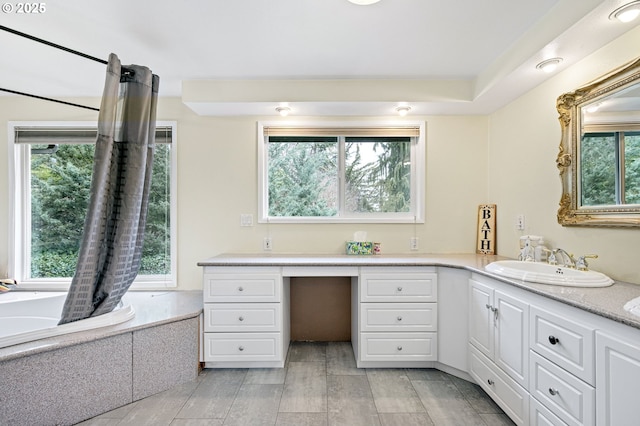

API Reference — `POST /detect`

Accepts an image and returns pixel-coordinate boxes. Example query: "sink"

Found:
[624,296,640,317]
[485,260,614,287]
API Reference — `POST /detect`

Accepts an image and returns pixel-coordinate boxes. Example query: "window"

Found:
[9,122,177,289]
[580,131,640,206]
[258,122,425,223]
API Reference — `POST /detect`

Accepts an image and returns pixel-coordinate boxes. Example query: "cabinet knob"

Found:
[548,388,559,396]
[397,346,403,351]
[238,316,244,322]
[487,379,494,385]
[397,286,403,292]
[548,335,560,345]
[238,346,245,352]
[486,304,492,310]
[397,316,403,321]
[238,286,244,292]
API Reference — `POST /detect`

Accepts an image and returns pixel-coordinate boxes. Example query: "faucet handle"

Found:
[576,254,598,271]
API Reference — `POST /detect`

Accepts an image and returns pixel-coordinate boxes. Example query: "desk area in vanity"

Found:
[199,253,640,425]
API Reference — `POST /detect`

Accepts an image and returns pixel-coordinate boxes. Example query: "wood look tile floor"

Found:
[79,342,515,426]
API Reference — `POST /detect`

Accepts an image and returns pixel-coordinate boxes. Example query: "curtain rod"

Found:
[0,25,134,112]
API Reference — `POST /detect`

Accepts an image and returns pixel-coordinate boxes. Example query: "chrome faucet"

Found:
[553,248,576,268]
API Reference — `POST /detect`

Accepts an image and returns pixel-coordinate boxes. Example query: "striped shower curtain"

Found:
[59,53,159,324]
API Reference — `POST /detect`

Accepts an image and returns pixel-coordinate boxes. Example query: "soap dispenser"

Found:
[534,238,548,262]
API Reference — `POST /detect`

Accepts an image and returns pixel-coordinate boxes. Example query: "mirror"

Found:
[556,57,640,227]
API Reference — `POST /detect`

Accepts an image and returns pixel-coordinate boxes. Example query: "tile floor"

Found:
[79,342,515,426]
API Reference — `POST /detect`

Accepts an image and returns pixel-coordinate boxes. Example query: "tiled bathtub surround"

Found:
[0,291,202,426]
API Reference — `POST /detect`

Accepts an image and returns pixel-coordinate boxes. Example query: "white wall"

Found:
[488,25,640,284]
[0,99,488,290]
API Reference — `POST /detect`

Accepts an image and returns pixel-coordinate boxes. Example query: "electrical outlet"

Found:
[410,237,419,251]
[263,237,273,251]
[515,214,525,230]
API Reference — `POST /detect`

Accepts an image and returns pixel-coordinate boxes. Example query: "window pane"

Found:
[624,132,640,205]
[345,137,411,213]
[30,143,171,278]
[581,133,617,206]
[268,137,338,217]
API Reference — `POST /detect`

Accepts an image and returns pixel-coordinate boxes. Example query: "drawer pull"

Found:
[487,379,494,385]
[238,346,245,352]
[238,316,244,322]
[397,286,403,292]
[238,286,244,292]
[397,345,403,351]
[548,388,559,396]
[548,335,560,345]
[397,316,403,321]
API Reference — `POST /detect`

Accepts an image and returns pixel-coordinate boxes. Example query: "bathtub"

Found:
[0,291,135,349]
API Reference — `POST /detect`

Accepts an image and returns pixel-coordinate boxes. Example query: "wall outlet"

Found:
[410,237,419,251]
[263,237,273,251]
[515,214,525,230]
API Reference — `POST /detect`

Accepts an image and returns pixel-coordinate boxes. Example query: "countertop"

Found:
[199,253,640,330]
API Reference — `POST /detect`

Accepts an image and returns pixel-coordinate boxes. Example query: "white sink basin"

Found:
[485,260,614,287]
[624,296,640,317]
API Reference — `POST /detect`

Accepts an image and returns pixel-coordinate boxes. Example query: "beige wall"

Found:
[0,99,488,290]
[5,26,637,291]
[488,25,640,284]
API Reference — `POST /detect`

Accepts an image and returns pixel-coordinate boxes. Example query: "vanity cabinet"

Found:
[468,274,530,425]
[202,267,290,368]
[528,304,596,426]
[356,267,437,367]
[596,325,640,426]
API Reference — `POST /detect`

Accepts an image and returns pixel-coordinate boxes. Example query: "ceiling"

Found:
[1,0,639,115]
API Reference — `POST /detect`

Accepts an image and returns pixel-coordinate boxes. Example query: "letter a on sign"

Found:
[476,204,496,254]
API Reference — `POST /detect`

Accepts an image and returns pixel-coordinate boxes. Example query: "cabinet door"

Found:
[469,279,494,359]
[596,331,640,426]
[495,289,529,388]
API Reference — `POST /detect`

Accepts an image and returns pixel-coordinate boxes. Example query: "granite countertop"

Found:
[199,253,640,330]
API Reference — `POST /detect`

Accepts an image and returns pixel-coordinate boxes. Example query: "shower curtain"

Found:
[59,53,159,325]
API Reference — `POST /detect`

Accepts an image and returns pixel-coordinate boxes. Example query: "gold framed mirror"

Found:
[557,57,640,227]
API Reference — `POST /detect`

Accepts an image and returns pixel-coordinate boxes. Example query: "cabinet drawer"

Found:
[203,332,282,362]
[204,303,281,332]
[360,303,437,332]
[469,344,529,426]
[204,273,281,303]
[360,272,437,302]
[530,396,569,426]
[530,351,595,426]
[530,306,595,385]
[360,332,437,361]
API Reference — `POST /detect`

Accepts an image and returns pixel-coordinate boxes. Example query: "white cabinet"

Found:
[596,327,640,426]
[202,266,289,368]
[469,276,529,388]
[469,274,529,426]
[357,267,437,367]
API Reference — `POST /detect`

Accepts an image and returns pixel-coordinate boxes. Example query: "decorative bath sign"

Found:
[476,204,496,255]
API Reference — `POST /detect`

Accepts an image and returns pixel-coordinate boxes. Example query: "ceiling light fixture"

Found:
[609,1,640,22]
[396,106,411,116]
[536,58,563,73]
[347,0,381,5]
[276,106,291,117]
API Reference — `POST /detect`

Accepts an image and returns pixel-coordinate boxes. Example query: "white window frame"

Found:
[258,121,425,224]
[8,121,178,290]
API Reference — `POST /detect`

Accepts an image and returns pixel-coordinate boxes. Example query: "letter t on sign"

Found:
[476,204,497,255]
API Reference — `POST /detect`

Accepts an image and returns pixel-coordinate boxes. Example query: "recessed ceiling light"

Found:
[396,106,411,116]
[348,0,381,5]
[609,1,640,22]
[276,106,291,117]
[536,58,563,73]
